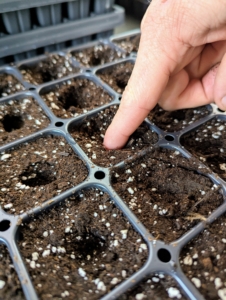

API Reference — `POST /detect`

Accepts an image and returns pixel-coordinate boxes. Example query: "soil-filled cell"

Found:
[0,135,88,215]
[97,61,134,94]
[41,78,113,118]
[71,43,126,67]
[0,74,24,98]
[19,54,79,85]
[70,106,158,167]
[112,148,223,243]
[18,189,148,300]
[181,118,226,179]
[0,97,49,146]
[113,34,140,54]
[119,274,186,300]
[180,214,226,300]
[0,245,25,300]
[148,105,211,132]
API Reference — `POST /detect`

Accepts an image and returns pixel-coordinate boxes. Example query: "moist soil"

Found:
[0,245,24,300]
[0,135,88,215]
[119,274,186,300]
[0,74,24,98]
[18,188,148,300]
[148,105,211,132]
[69,106,158,167]
[180,214,226,300]
[111,147,223,243]
[0,97,49,146]
[181,118,226,179]
[97,61,134,94]
[71,43,126,67]
[113,34,140,54]
[41,78,113,118]
[19,54,79,85]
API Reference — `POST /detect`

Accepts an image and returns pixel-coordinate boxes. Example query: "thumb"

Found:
[214,53,226,111]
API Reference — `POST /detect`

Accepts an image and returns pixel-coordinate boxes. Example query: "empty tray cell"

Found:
[0,97,49,146]
[41,78,113,118]
[0,245,25,300]
[113,34,141,54]
[0,74,24,98]
[18,188,148,299]
[71,43,125,67]
[19,54,79,85]
[97,61,134,94]
[148,105,211,132]
[69,106,158,167]
[2,9,31,34]
[180,214,226,300]
[181,118,226,179]
[111,148,223,243]
[119,274,186,300]
[36,4,62,27]
[0,135,88,215]
[67,0,90,20]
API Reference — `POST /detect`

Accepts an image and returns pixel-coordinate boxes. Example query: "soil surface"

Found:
[71,43,126,67]
[181,118,226,179]
[0,74,24,98]
[0,245,24,300]
[41,78,112,118]
[119,274,186,300]
[180,214,226,300]
[97,61,134,94]
[18,188,148,300]
[0,97,49,146]
[148,105,211,132]
[113,34,140,54]
[111,147,223,243]
[70,106,158,167]
[19,54,79,85]
[0,135,88,215]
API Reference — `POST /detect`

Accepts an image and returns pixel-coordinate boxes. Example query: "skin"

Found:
[104,0,226,150]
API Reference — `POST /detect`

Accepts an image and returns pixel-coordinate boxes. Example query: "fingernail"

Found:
[221,96,226,110]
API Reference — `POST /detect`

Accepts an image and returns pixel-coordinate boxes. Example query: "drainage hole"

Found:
[94,171,105,180]
[157,248,171,263]
[0,220,11,231]
[217,108,225,113]
[165,135,174,142]
[29,87,36,91]
[55,122,64,127]
[2,114,24,132]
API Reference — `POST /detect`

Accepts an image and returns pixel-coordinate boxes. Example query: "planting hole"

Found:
[157,248,171,263]
[217,108,225,113]
[2,114,24,132]
[0,220,10,231]
[19,162,56,187]
[55,122,64,127]
[165,135,174,142]
[94,171,105,180]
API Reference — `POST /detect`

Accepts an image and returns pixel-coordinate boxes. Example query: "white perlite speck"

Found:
[135,293,146,300]
[127,187,134,194]
[215,277,223,289]
[4,203,13,209]
[78,268,86,278]
[1,154,11,160]
[30,261,36,269]
[110,277,119,285]
[191,277,201,288]
[167,287,182,299]
[183,255,193,265]
[0,280,5,289]
[32,252,39,261]
[97,281,106,292]
[43,231,48,237]
[65,226,71,233]
[42,250,50,257]
[120,229,128,239]
[222,238,226,243]
[218,288,226,300]
[122,270,127,278]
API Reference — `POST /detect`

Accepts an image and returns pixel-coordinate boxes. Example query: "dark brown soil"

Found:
[113,34,140,54]
[18,188,148,300]
[180,214,226,300]
[0,74,24,98]
[19,54,79,85]
[71,43,126,67]
[119,274,186,300]
[41,78,113,118]
[97,61,134,94]
[70,106,158,167]
[111,148,223,243]
[181,118,226,179]
[148,105,211,132]
[0,135,88,215]
[0,97,49,146]
[0,245,25,300]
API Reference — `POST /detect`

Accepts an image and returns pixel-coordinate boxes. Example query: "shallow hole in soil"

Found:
[113,34,140,54]
[0,73,24,97]
[0,220,10,231]
[2,114,24,132]
[94,171,105,180]
[55,121,64,127]
[165,135,174,142]
[157,248,171,263]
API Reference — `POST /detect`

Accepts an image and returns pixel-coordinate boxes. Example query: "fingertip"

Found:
[103,126,128,150]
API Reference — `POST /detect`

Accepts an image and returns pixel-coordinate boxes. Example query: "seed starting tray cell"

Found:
[0,30,226,300]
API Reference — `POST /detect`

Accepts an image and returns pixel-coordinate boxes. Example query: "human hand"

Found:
[104,0,226,149]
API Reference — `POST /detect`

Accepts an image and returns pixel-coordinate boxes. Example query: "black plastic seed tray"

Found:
[0,30,226,300]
